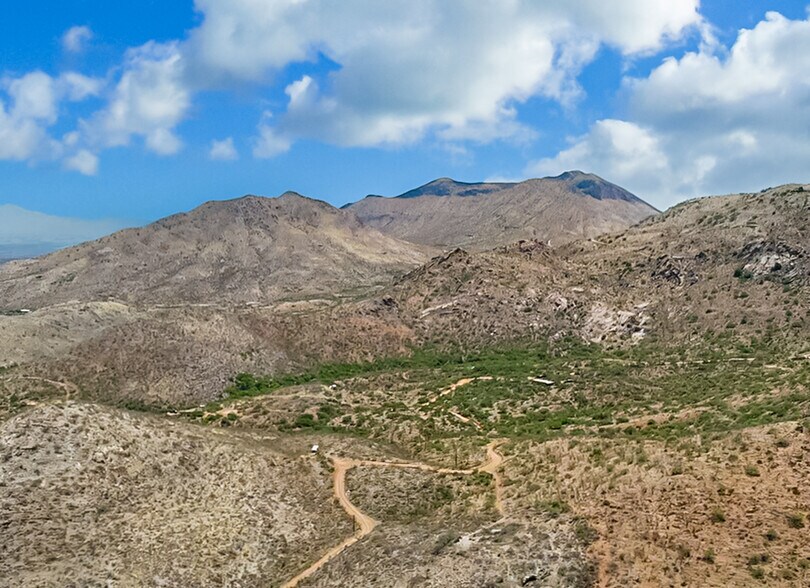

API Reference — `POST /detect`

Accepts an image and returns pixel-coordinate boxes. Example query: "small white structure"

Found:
[530,377,555,385]
[310,444,319,454]
[20,309,31,314]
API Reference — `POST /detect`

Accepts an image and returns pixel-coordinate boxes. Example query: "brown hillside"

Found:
[346,172,658,250]
[0,192,430,310]
[1,185,807,409]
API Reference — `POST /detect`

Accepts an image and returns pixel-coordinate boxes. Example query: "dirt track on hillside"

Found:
[282,441,505,587]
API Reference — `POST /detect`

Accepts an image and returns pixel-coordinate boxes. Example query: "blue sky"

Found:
[1,0,809,245]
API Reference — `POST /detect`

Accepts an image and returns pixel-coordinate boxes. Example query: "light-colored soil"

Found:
[0,402,351,587]
[479,441,506,516]
[281,458,379,588]
[282,442,506,587]
[300,448,594,587]
[430,376,494,403]
[505,422,810,587]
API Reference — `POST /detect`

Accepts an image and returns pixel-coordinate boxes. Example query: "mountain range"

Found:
[0,192,428,309]
[0,172,654,309]
[2,173,809,588]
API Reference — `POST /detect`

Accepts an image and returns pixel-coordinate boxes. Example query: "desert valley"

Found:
[2,174,808,587]
[4,2,810,586]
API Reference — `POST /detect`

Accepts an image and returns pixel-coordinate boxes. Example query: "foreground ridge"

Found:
[282,442,506,587]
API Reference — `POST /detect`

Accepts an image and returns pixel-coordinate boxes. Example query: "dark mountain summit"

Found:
[346,171,658,250]
[393,178,516,199]
[552,171,646,203]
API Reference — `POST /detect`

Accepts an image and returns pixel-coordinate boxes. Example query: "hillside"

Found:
[2,185,807,408]
[1,183,809,587]
[0,192,429,310]
[346,172,658,250]
[0,402,353,586]
[337,184,807,355]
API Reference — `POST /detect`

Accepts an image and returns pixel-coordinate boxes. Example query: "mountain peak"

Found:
[396,178,513,199]
[277,190,307,199]
[553,170,588,181]
[546,171,649,205]
[348,172,658,250]
[197,191,334,216]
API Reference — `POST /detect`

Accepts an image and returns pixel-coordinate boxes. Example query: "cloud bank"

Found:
[186,0,702,149]
[531,10,810,208]
[3,3,810,207]
[0,2,702,172]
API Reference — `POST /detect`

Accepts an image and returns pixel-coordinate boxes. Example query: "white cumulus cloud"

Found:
[530,10,810,208]
[62,26,94,53]
[0,71,103,164]
[83,41,189,156]
[64,149,99,175]
[209,137,238,161]
[253,113,291,158]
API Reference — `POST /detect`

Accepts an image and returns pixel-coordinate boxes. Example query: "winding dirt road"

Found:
[281,441,506,587]
[281,459,379,588]
[1,375,79,399]
[478,441,506,516]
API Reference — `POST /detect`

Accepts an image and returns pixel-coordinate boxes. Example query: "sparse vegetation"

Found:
[786,513,805,529]
[1,182,808,587]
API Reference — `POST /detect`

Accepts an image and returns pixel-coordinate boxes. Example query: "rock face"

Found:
[0,192,430,309]
[345,171,658,250]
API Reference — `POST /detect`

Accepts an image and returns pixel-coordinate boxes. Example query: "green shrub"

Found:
[747,554,770,566]
[535,499,571,517]
[293,413,316,428]
[749,566,765,580]
[573,518,598,545]
[787,513,805,529]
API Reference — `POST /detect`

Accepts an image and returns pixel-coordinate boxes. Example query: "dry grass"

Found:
[0,402,350,587]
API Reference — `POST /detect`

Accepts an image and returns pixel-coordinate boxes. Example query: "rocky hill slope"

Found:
[382,183,809,349]
[1,184,801,409]
[0,192,430,310]
[346,172,658,250]
[0,402,352,586]
[1,183,809,588]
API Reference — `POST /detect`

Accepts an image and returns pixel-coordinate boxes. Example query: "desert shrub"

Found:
[573,518,598,545]
[787,513,805,529]
[747,554,770,565]
[535,499,571,517]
